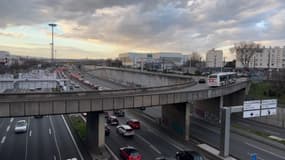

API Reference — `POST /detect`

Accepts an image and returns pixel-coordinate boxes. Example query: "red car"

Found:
[120,146,142,160]
[126,119,140,129]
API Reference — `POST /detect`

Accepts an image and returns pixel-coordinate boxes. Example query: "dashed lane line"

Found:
[49,116,62,160]
[6,125,10,132]
[1,136,6,144]
[136,134,162,155]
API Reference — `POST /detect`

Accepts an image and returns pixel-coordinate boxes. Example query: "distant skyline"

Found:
[0,0,284,60]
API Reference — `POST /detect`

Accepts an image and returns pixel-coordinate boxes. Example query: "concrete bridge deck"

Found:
[0,78,249,117]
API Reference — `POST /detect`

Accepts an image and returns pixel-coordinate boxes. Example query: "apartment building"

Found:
[206,49,223,68]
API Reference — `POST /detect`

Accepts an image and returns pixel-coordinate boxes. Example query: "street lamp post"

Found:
[48,23,57,62]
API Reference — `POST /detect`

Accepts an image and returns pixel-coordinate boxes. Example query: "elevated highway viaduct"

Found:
[0,67,249,155]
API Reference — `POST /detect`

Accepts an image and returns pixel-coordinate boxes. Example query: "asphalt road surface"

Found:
[79,69,285,160]
[0,115,83,160]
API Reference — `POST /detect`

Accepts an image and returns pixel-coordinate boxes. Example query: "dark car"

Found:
[120,146,142,160]
[34,115,43,118]
[176,151,204,160]
[104,112,110,118]
[113,109,125,117]
[126,119,141,129]
[105,124,110,136]
[198,79,206,84]
[107,116,119,125]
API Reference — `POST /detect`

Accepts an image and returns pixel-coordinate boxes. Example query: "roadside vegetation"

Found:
[233,124,285,145]
[248,81,285,105]
[69,115,87,140]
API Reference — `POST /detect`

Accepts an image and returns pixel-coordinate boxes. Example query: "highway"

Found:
[105,113,183,159]
[0,71,86,160]
[233,118,285,139]
[78,68,285,160]
[0,116,83,160]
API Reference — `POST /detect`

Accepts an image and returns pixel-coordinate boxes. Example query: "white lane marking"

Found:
[129,113,184,150]
[61,115,84,160]
[10,118,14,123]
[105,144,119,160]
[1,136,6,144]
[53,155,57,160]
[29,130,32,137]
[136,134,161,154]
[49,128,52,135]
[25,117,30,160]
[6,125,10,132]
[245,142,285,159]
[49,116,62,160]
[149,145,161,154]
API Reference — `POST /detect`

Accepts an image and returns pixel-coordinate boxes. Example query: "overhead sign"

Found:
[243,110,260,118]
[243,100,261,111]
[261,108,277,116]
[261,99,277,109]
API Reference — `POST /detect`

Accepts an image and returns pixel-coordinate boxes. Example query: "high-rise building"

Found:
[206,49,223,68]
[236,46,284,69]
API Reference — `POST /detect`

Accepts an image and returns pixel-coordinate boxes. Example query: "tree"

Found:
[230,42,263,68]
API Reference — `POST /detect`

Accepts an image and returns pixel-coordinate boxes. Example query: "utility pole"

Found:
[48,23,57,63]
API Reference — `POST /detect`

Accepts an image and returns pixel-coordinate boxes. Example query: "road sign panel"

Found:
[261,108,277,116]
[243,110,260,118]
[261,99,277,109]
[243,100,261,111]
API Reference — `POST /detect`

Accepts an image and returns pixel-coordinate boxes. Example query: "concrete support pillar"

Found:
[185,103,191,141]
[161,102,191,141]
[220,107,231,157]
[219,96,224,124]
[86,111,105,154]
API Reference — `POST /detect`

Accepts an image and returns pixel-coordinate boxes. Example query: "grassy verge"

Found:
[232,124,285,145]
[69,115,87,140]
[248,82,285,105]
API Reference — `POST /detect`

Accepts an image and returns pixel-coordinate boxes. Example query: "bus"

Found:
[207,72,237,87]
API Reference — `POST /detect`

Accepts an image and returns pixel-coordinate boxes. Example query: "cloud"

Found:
[0,0,284,58]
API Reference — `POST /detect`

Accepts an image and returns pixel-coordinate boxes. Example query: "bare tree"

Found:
[230,42,263,68]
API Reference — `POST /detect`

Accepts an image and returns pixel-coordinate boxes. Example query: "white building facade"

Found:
[118,52,184,69]
[118,52,151,68]
[236,46,285,69]
[206,49,223,68]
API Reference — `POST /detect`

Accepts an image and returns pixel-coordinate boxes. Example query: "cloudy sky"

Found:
[0,0,284,59]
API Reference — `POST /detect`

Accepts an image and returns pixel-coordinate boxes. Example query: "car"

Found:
[198,79,206,84]
[105,124,110,136]
[139,107,146,110]
[104,112,110,118]
[107,116,119,125]
[82,113,87,117]
[34,115,43,118]
[176,151,204,160]
[119,146,142,160]
[14,120,28,133]
[69,86,74,90]
[126,119,140,129]
[113,109,125,117]
[74,84,80,88]
[116,124,135,137]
